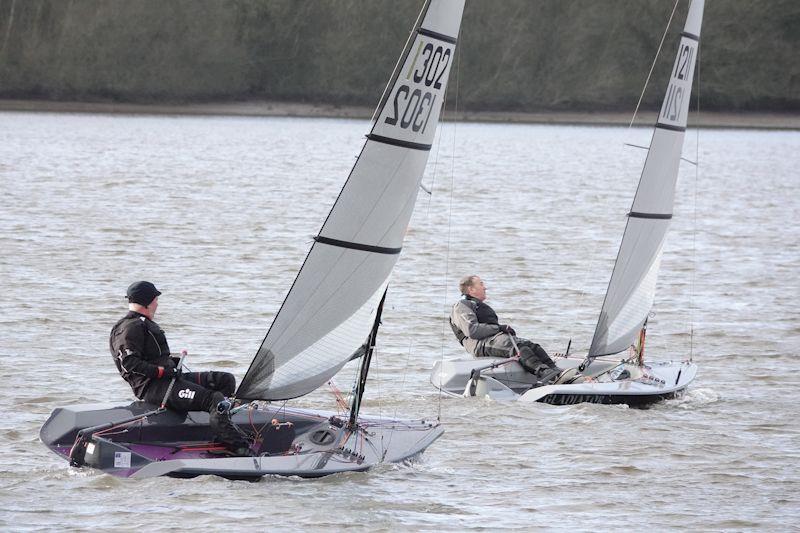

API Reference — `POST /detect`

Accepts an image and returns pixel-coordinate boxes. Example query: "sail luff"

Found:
[237,0,465,401]
[588,0,704,358]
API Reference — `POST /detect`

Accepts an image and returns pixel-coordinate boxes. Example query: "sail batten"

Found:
[418,28,458,44]
[589,0,704,358]
[313,236,402,255]
[237,0,465,401]
[366,134,433,151]
[628,212,673,219]
[655,123,687,132]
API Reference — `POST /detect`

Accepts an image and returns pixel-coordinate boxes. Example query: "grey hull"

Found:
[40,401,443,479]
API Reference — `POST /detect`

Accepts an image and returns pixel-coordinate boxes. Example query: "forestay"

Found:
[589,0,704,357]
[237,0,465,400]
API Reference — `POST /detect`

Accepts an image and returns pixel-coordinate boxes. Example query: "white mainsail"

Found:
[589,0,704,357]
[238,0,465,400]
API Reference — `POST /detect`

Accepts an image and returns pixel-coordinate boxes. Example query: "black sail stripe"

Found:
[314,235,402,255]
[628,211,673,219]
[681,31,700,42]
[366,134,432,151]
[418,27,458,45]
[655,122,687,132]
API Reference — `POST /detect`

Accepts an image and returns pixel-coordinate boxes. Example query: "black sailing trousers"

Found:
[142,371,236,412]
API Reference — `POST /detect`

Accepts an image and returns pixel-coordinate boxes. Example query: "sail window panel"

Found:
[321,145,429,248]
[239,246,397,400]
[251,280,390,400]
[262,247,396,360]
[631,131,685,215]
[590,219,669,356]
[599,249,664,356]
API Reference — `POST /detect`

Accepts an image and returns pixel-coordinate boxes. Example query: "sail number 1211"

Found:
[661,42,696,123]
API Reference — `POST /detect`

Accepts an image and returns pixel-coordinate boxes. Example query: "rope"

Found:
[327,380,349,412]
[425,80,448,217]
[370,3,426,124]
[248,405,265,442]
[92,417,147,437]
[569,238,601,352]
[392,340,414,424]
[689,39,701,363]
[436,29,461,422]
[369,344,391,459]
[628,0,681,129]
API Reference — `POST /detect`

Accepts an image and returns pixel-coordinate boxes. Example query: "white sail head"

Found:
[237,0,465,401]
[589,0,704,357]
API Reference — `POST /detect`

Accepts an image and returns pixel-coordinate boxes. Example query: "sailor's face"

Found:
[468,278,487,301]
[147,296,159,318]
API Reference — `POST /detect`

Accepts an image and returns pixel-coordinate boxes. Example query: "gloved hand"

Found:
[499,324,516,336]
[159,360,181,379]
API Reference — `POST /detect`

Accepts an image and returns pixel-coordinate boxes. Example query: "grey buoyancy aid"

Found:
[450,317,467,345]
[450,295,500,344]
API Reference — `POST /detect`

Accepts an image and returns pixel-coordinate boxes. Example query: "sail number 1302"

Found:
[384,42,452,133]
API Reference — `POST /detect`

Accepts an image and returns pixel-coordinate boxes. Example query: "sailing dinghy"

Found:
[41,0,465,479]
[431,0,704,407]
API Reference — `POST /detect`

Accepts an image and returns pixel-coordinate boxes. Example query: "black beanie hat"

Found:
[126,281,162,306]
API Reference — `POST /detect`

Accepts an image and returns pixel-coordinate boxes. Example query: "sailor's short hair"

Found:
[459,275,479,295]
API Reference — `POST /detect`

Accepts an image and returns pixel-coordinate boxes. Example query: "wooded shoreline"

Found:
[2,1,797,118]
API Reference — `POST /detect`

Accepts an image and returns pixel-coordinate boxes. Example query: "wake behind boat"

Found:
[431,0,704,407]
[41,0,465,479]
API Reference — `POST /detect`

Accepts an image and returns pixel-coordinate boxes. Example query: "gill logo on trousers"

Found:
[178,388,196,400]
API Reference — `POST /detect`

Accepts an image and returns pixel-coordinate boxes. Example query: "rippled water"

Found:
[1,111,798,531]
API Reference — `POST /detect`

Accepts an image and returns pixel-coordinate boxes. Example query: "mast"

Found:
[348,288,388,429]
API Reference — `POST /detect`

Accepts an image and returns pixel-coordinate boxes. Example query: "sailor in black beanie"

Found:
[109,281,251,455]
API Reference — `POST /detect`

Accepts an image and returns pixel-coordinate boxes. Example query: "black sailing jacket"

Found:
[109,311,172,398]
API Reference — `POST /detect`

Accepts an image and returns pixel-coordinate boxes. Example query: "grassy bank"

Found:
[2,99,798,130]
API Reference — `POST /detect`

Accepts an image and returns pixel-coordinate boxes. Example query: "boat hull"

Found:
[40,402,443,479]
[431,357,697,408]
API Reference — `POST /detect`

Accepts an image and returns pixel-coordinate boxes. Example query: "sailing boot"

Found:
[536,364,562,385]
[517,342,561,384]
[208,392,253,456]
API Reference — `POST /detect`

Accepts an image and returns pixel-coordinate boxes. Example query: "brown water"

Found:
[1,112,798,531]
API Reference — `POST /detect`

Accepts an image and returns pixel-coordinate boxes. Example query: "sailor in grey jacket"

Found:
[450,294,512,357]
[450,275,558,377]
